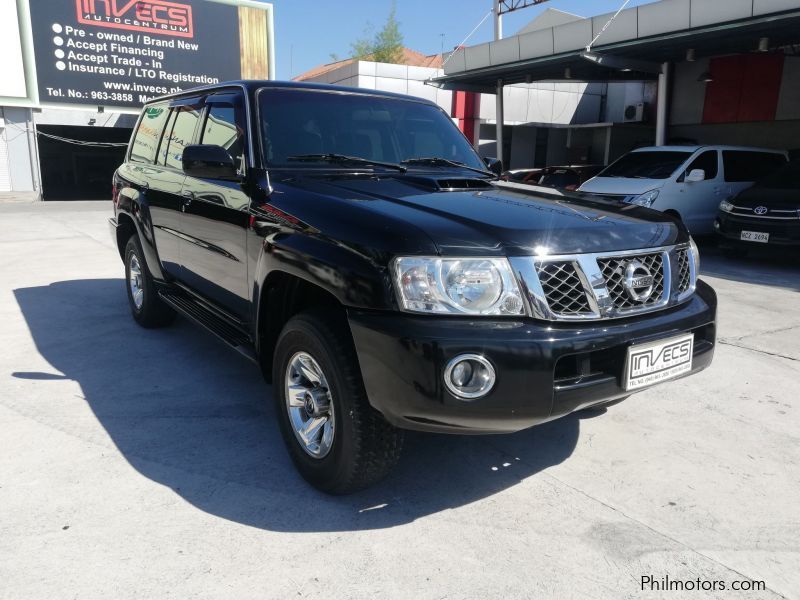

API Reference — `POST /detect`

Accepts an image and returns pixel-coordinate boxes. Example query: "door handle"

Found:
[181,191,194,211]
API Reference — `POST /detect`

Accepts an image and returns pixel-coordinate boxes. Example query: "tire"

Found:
[123,234,175,328]
[272,309,403,494]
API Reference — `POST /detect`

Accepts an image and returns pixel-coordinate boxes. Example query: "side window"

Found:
[163,106,202,169]
[684,150,718,180]
[129,103,169,164]
[155,109,177,166]
[723,151,786,182]
[201,103,245,168]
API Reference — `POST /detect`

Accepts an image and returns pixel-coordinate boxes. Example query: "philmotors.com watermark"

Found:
[641,575,767,592]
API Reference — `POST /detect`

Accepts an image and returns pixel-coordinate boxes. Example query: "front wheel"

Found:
[273,310,403,494]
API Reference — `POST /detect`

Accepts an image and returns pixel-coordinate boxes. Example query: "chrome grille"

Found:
[535,261,593,315]
[598,252,665,309]
[510,243,697,322]
[676,248,691,293]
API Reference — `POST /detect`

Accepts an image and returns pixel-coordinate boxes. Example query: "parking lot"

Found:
[1,201,798,599]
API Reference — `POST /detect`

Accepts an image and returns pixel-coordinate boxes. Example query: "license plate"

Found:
[740,230,769,243]
[625,333,694,391]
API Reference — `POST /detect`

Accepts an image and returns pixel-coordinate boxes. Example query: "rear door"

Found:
[124,102,183,277]
[178,91,251,318]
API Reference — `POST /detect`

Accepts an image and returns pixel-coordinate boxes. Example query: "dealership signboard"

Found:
[0,2,30,101]
[1,0,274,109]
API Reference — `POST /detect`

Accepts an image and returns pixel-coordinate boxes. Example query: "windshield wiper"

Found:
[286,153,406,172]
[400,157,495,177]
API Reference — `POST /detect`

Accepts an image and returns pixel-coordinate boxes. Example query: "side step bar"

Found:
[158,288,258,364]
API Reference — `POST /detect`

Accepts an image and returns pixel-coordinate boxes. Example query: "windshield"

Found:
[754,159,800,189]
[599,151,693,180]
[258,88,484,170]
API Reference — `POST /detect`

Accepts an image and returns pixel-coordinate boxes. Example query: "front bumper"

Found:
[348,280,716,434]
[716,213,800,246]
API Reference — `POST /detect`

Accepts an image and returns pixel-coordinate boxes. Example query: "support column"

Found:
[493,0,503,40]
[655,61,670,146]
[496,79,504,167]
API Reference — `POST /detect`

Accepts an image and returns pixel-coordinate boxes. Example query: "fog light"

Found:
[444,354,496,400]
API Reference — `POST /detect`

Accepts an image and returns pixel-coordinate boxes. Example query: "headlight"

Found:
[624,189,660,207]
[689,236,700,274]
[392,257,525,316]
[719,200,734,213]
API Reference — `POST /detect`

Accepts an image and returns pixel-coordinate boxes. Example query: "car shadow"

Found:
[696,239,800,292]
[13,279,581,532]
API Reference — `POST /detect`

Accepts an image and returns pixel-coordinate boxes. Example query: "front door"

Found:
[676,149,723,234]
[178,93,251,318]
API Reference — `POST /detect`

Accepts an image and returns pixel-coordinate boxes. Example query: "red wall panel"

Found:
[703,56,744,124]
[739,54,784,122]
[702,54,784,124]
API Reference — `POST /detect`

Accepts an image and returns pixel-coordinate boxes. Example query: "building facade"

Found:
[0,0,274,201]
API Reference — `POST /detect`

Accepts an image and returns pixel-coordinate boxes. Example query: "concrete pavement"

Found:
[1,202,798,599]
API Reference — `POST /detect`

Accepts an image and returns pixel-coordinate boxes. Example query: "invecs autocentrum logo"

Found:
[75,0,194,38]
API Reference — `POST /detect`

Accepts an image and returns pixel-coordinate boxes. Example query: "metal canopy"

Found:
[430,9,800,93]
[498,0,551,16]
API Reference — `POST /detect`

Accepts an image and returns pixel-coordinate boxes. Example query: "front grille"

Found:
[597,252,665,309]
[516,243,696,321]
[676,248,691,292]
[730,206,799,219]
[535,261,593,315]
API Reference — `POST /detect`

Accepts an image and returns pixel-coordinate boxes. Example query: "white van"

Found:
[578,146,788,234]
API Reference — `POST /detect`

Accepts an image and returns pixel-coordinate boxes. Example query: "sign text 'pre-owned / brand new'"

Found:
[76,0,194,38]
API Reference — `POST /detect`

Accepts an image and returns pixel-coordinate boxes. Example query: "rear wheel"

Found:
[123,235,175,328]
[273,310,403,494]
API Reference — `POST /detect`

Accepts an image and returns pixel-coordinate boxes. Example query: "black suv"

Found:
[716,159,800,254]
[110,81,717,493]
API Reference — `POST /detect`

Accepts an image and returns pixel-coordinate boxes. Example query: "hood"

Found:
[579,176,666,196]
[734,185,800,209]
[278,173,684,256]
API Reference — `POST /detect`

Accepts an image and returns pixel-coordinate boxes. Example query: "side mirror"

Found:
[685,168,706,183]
[483,156,503,176]
[182,144,239,180]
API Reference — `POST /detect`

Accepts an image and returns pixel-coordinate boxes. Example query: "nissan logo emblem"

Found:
[624,260,655,302]
[754,206,769,215]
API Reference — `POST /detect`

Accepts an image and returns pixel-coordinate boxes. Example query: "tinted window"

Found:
[130,103,169,164]
[202,104,244,166]
[755,159,800,190]
[163,106,201,169]
[683,150,718,180]
[723,151,786,182]
[599,151,692,179]
[155,109,177,166]
[259,89,484,170]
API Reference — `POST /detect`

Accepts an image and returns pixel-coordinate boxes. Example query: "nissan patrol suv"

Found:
[110,81,717,494]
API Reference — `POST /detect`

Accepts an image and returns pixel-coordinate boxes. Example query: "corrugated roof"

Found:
[294,47,443,81]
